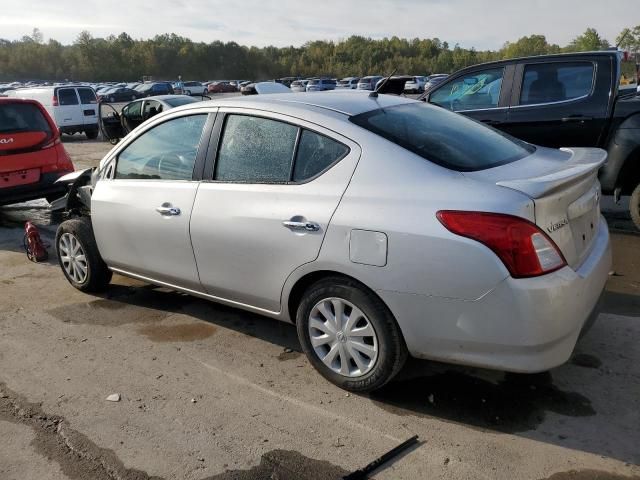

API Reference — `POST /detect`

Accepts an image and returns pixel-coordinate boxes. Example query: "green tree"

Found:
[566,28,609,52]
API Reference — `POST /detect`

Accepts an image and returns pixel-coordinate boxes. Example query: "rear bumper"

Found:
[0,171,71,206]
[378,216,612,373]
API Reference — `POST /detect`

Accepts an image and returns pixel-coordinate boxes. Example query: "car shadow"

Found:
[91,282,302,352]
[76,279,640,465]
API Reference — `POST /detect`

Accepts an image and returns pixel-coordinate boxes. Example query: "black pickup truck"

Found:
[421,51,640,228]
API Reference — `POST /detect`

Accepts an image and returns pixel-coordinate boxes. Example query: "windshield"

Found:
[350,102,535,171]
[164,96,200,107]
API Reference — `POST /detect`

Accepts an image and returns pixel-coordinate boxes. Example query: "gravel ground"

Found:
[0,139,638,480]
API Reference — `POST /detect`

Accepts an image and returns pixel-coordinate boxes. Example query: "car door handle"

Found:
[282,220,320,232]
[156,205,181,216]
[561,116,593,123]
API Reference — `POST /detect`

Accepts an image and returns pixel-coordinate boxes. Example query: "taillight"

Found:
[52,95,59,106]
[436,211,566,278]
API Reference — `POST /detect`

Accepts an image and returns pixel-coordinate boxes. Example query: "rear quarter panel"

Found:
[287,131,535,305]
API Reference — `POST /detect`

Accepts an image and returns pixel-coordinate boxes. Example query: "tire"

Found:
[296,276,407,392]
[85,129,98,140]
[630,182,640,231]
[55,217,112,293]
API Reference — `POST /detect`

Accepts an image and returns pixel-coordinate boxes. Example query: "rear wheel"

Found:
[55,217,112,292]
[630,183,640,231]
[296,277,407,392]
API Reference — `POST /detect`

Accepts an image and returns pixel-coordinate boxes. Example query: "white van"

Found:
[6,85,99,139]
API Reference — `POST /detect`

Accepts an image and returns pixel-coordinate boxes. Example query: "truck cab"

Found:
[423,51,640,227]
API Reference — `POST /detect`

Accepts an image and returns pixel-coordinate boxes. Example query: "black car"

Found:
[98,87,143,103]
[421,51,640,228]
[136,82,175,97]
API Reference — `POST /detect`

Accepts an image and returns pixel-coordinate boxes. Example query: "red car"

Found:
[207,81,237,93]
[0,98,74,206]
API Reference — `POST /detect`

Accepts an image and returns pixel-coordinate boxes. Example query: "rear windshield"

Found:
[350,102,535,171]
[0,103,51,134]
[164,96,199,107]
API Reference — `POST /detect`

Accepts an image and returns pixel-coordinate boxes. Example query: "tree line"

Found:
[0,26,636,83]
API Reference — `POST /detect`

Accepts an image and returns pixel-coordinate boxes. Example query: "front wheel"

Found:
[56,217,112,292]
[296,277,407,392]
[630,183,640,231]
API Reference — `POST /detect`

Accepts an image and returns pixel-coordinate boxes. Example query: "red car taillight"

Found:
[52,95,59,106]
[436,211,566,278]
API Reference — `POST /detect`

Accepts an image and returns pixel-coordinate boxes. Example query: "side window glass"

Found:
[58,89,79,106]
[143,101,161,120]
[215,115,298,182]
[520,62,594,105]
[78,88,97,104]
[293,130,349,182]
[115,114,207,180]
[124,101,142,120]
[429,68,503,111]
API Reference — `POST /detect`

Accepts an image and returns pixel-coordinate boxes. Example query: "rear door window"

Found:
[430,68,503,111]
[78,88,97,104]
[58,89,79,106]
[520,62,594,105]
[350,102,534,171]
[215,115,298,182]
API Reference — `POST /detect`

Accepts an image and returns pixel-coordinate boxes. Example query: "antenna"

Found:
[369,68,397,98]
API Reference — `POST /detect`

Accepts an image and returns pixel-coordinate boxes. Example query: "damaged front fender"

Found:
[50,168,95,213]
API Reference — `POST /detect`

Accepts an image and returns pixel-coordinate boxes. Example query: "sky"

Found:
[0,0,635,50]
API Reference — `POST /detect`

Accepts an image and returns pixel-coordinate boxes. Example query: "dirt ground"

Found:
[0,139,639,480]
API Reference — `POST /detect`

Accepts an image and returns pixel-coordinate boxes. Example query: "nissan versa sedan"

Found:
[54,92,611,392]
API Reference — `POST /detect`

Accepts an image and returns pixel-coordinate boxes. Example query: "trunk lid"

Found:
[463,146,607,269]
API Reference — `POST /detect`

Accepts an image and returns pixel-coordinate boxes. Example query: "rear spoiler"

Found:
[496,148,607,199]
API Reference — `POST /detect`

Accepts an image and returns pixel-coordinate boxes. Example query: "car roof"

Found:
[142,94,189,101]
[182,91,416,117]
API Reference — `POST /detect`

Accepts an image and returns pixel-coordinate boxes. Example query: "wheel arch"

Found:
[284,268,397,327]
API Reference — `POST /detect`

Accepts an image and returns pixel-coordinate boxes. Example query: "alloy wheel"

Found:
[59,233,88,284]
[308,297,378,377]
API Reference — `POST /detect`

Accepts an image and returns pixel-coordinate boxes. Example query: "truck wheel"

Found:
[630,183,640,231]
[85,129,98,140]
[55,217,112,292]
[296,276,407,392]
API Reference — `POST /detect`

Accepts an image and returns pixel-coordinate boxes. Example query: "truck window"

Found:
[429,68,504,112]
[520,62,594,105]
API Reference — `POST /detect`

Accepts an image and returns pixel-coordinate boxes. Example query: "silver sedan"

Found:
[55,91,611,392]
